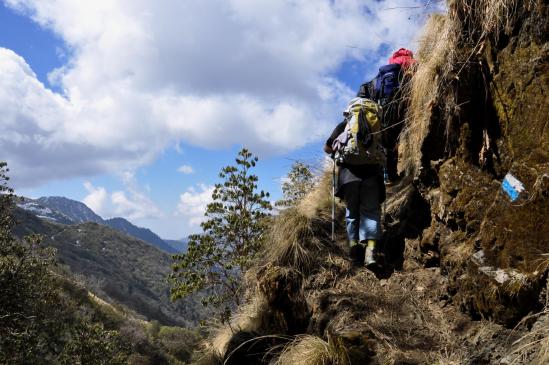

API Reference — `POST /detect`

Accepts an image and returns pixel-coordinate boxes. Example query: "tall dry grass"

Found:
[196,170,342,363]
[448,0,534,42]
[506,278,549,365]
[195,296,273,361]
[274,335,349,365]
[296,169,336,220]
[265,170,343,272]
[399,0,535,177]
[506,309,549,364]
[266,208,317,272]
[399,13,459,176]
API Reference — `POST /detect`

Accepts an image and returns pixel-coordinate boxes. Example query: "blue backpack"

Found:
[374,63,401,100]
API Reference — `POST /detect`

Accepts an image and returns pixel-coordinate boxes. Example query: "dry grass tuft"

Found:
[195,324,230,364]
[502,275,549,364]
[449,0,534,42]
[506,300,549,364]
[431,348,467,365]
[275,335,348,365]
[399,13,459,176]
[197,169,342,363]
[198,295,273,361]
[228,295,276,333]
[297,170,336,219]
[265,169,343,272]
[266,208,317,272]
[384,183,416,222]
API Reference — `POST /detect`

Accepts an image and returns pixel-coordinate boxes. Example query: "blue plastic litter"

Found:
[502,173,524,202]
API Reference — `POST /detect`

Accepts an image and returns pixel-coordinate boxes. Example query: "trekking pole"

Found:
[331,156,336,242]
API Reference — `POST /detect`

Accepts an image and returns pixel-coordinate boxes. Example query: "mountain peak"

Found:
[28,196,178,254]
[36,196,103,224]
[104,217,178,253]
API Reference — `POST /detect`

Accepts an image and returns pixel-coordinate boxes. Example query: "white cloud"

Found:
[110,190,162,220]
[177,184,215,227]
[177,165,194,175]
[83,181,107,213]
[1,0,438,187]
[82,177,163,221]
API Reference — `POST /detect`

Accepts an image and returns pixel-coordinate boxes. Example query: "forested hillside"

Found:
[1,166,203,364]
[12,206,201,327]
[18,196,178,253]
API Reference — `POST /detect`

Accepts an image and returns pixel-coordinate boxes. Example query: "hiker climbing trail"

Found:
[192,1,548,363]
[194,168,546,364]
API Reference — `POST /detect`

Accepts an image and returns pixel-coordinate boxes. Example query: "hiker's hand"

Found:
[323,144,333,155]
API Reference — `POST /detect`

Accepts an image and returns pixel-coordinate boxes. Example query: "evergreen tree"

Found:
[171,149,272,320]
[276,161,315,207]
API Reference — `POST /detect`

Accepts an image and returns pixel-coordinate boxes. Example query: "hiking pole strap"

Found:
[332,158,336,242]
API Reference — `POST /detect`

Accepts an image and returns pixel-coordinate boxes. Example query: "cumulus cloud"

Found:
[177,184,215,227]
[177,165,194,174]
[110,190,162,220]
[1,0,438,187]
[83,181,107,213]
[82,178,164,220]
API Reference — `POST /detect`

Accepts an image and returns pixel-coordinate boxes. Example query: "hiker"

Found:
[324,91,386,268]
[358,48,416,184]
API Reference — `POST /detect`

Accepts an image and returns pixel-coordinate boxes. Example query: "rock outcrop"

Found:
[398,0,548,327]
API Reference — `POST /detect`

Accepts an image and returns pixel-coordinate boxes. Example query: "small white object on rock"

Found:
[471,250,485,265]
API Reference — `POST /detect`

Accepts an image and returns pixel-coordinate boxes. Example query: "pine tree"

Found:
[276,161,315,208]
[170,149,272,320]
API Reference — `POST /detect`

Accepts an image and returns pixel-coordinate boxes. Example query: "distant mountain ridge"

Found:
[12,207,202,326]
[37,196,104,224]
[164,238,189,252]
[104,217,177,253]
[16,197,74,225]
[17,196,178,254]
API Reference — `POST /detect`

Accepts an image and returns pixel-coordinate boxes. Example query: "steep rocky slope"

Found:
[397,0,548,328]
[192,1,548,364]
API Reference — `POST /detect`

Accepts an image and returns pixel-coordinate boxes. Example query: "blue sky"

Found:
[0,0,441,238]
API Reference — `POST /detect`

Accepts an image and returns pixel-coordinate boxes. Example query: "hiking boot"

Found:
[349,242,364,267]
[364,240,377,268]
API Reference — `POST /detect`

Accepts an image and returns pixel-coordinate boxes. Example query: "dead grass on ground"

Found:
[506,281,549,365]
[507,312,549,364]
[430,347,467,365]
[308,268,467,364]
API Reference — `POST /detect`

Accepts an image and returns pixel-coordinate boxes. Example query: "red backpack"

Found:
[388,48,416,69]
